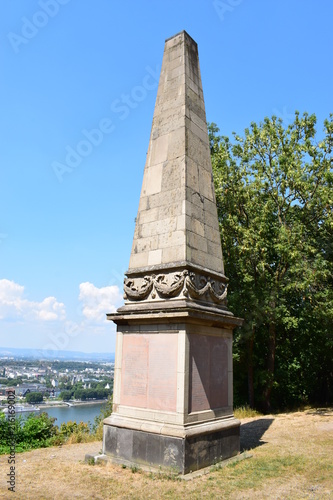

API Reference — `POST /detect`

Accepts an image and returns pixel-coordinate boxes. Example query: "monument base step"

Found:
[103,421,240,474]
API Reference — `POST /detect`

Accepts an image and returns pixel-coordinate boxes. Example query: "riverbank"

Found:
[39,399,108,409]
[1,400,108,411]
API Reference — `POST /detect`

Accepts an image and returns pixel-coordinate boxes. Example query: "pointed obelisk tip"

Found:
[165,30,198,48]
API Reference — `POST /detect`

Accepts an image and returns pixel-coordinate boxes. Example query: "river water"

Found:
[45,403,107,428]
[35,403,107,429]
[2,402,108,429]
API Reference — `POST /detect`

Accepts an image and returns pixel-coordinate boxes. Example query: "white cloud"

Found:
[0,279,66,322]
[0,279,122,353]
[79,281,123,323]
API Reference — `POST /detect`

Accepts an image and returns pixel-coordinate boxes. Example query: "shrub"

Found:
[60,420,96,444]
[234,406,262,419]
[0,396,114,454]
[0,412,60,454]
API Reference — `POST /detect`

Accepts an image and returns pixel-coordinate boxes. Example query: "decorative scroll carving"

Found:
[123,276,153,300]
[124,270,228,305]
[153,272,185,298]
[184,272,228,304]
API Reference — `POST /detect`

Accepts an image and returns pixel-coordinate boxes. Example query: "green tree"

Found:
[74,389,84,400]
[60,390,73,401]
[59,377,72,390]
[210,112,333,412]
[4,378,23,386]
[26,392,43,404]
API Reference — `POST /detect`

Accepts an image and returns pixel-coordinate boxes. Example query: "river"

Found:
[16,403,108,429]
[2,402,109,429]
[44,403,107,428]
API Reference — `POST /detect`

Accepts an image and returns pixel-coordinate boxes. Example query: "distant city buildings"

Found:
[0,359,114,402]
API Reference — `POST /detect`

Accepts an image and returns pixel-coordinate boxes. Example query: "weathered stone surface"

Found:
[120,333,178,411]
[122,269,229,307]
[103,422,240,474]
[128,30,224,277]
[104,30,243,475]
[189,334,229,412]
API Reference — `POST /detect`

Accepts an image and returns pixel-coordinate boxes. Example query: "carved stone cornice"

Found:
[123,269,228,306]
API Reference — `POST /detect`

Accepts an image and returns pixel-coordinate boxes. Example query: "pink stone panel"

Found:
[120,335,148,408]
[189,334,228,413]
[120,333,177,412]
[147,334,177,412]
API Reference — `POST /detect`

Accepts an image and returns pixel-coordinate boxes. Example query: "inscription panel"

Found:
[147,335,177,411]
[189,334,228,413]
[121,336,148,407]
[210,342,228,409]
[120,333,177,412]
[190,338,210,412]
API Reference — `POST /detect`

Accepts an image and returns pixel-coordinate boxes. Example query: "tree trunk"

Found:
[262,321,276,413]
[248,327,255,409]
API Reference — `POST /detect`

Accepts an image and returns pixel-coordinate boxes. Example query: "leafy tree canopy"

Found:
[25,392,43,404]
[209,112,333,411]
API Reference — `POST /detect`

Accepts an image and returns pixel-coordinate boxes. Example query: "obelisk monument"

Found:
[103,31,243,474]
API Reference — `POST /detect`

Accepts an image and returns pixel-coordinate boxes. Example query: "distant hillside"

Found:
[0,347,114,362]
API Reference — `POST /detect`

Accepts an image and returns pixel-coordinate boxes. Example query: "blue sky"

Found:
[0,0,332,354]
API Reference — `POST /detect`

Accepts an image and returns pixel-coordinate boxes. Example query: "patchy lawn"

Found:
[1,409,332,499]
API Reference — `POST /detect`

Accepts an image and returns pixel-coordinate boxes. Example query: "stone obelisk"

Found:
[103,31,243,474]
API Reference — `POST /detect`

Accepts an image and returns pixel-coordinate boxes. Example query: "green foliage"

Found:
[0,412,60,454]
[0,396,112,454]
[58,378,72,390]
[0,412,24,451]
[59,390,73,401]
[210,112,333,411]
[45,378,53,389]
[26,392,43,403]
[91,396,113,440]
[0,378,23,386]
[74,388,111,400]
[22,412,58,444]
[52,360,111,371]
[234,406,262,419]
[60,420,90,437]
[59,420,90,443]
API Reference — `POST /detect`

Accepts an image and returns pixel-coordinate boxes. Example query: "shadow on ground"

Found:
[240,418,274,451]
[306,407,333,417]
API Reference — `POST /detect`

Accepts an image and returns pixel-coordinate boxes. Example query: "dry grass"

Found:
[1,408,332,499]
[234,406,262,419]
[64,432,97,445]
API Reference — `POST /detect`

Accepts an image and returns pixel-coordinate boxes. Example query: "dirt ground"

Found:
[0,409,332,499]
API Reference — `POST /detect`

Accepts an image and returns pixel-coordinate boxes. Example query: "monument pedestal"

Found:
[103,297,241,474]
